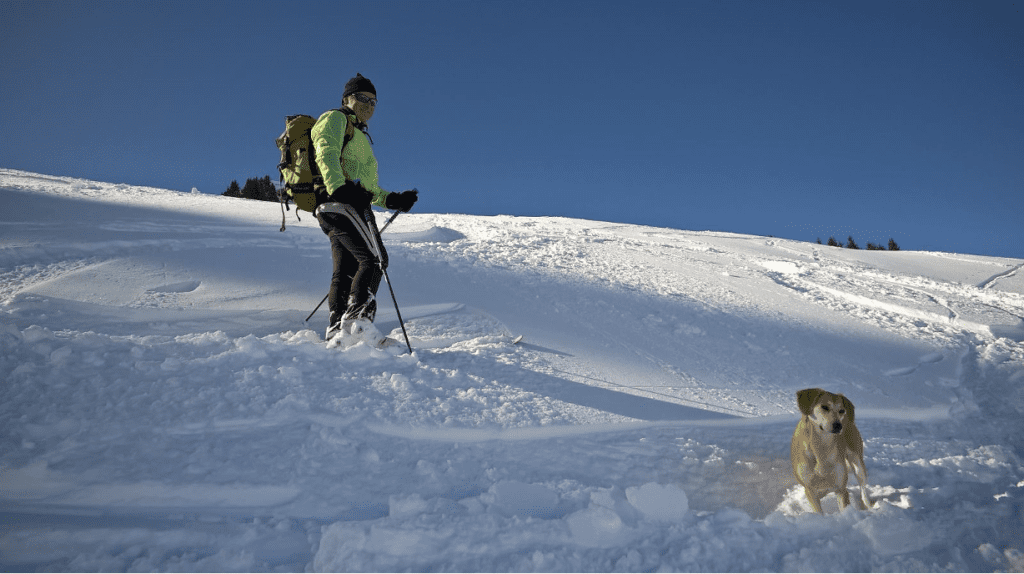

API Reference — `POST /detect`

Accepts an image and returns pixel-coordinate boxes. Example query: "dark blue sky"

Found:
[2,0,1021,258]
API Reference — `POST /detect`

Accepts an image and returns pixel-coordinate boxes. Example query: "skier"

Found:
[312,73,418,348]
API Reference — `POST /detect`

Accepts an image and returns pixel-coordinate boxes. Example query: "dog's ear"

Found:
[840,394,855,423]
[796,388,824,415]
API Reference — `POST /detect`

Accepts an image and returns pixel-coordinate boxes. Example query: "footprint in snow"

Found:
[146,280,201,294]
[885,352,944,377]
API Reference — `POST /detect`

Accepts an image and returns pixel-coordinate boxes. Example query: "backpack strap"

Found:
[340,107,371,145]
[344,116,356,146]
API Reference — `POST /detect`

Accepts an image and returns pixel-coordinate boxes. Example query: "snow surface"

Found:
[1,167,1024,572]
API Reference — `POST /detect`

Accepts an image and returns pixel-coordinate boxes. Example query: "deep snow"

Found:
[1,168,1023,572]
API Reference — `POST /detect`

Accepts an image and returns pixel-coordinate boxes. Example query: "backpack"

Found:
[275,112,355,230]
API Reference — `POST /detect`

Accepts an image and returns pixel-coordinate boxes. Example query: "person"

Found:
[311,73,418,348]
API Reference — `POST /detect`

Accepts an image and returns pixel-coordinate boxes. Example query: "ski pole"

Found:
[378,209,401,234]
[381,266,413,354]
[366,210,413,353]
[306,293,329,323]
[305,210,403,323]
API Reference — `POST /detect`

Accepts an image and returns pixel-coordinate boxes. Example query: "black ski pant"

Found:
[316,204,388,327]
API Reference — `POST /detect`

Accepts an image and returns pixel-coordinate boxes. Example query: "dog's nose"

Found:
[831,422,843,434]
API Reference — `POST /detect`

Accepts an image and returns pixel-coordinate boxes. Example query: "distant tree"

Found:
[262,176,279,202]
[817,235,904,251]
[240,178,259,200]
[223,180,241,198]
[229,176,279,203]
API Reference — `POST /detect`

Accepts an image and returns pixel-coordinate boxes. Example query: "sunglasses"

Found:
[353,93,377,107]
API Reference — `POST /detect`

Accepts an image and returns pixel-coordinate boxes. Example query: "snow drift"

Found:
[1,168,1023,571]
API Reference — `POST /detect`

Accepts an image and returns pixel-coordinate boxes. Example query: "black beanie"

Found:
[343,73,376,99]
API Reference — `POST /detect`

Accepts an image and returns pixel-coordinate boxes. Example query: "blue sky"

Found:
[2,0,1021,258]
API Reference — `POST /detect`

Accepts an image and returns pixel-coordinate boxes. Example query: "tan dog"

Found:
[790,388,870,513]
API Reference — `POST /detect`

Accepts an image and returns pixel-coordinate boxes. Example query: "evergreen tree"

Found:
[259,175,278,202]
[223,180,241,198]
[225,176,279,202]
[817,236,904,251]
[240,177,259,200]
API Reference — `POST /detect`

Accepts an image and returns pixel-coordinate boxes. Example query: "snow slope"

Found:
[2,168,1023,572]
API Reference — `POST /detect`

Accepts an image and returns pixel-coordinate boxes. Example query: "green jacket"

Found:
[311,109,389,208]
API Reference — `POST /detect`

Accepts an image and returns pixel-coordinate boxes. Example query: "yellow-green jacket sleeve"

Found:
[311,110,389,208]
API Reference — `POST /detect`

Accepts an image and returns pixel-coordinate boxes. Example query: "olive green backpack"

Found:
[275,112,355,230]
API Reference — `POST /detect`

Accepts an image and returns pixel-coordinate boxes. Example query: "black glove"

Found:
[385,189,419,213]
[332,180,372,211]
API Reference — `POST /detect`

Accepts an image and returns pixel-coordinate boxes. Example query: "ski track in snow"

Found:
[2,169,1024,572]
